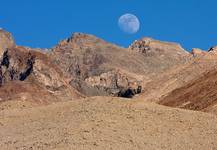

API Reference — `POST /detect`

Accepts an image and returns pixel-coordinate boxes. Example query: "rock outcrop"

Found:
[0,29,15,55]
[85,70,142,96]
[129,37,189,57]
[0,48,35,85]
[208,46,217,53]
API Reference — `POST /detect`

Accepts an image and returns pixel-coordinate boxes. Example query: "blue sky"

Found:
[1,0,217,51]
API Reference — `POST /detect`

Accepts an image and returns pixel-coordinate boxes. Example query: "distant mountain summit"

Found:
[1,29,217,114]
[54,33,109,51]
[129,37,189,57]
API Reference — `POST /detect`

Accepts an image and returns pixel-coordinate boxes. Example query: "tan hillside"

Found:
[1,97,217,150]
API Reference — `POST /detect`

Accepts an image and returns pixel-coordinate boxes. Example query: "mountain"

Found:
[0,30,82,108]
[1,29,217,109]
[2,29,217,112]
[51,33,190,97]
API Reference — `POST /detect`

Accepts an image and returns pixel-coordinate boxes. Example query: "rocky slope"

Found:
[138,46,217,102]
[159,68,217,114]
[1,97,217,150]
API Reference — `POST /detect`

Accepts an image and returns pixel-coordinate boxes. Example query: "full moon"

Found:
[118,14,140,34]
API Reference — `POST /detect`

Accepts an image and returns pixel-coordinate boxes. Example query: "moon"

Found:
[118,14,140,34]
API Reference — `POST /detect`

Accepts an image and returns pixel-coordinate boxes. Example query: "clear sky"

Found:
[1,0,217,51]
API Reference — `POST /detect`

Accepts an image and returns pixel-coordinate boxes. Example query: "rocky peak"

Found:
[0,29,15,55]
[68,32,105,43]
[55,33,107,50]
[129,37,189,57]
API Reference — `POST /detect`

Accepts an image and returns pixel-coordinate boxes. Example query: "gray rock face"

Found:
[85,70,142,96]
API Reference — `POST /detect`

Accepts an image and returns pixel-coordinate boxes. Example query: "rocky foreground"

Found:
[1,29,217,149]
[1,97,217,150]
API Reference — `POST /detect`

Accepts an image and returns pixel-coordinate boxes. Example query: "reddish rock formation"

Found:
[0,33,82,105]
[159,69,217,114]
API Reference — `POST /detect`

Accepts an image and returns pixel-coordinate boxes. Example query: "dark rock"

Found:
[118,88,136,98]
[137,86,142,94]
[117,86,142,98]
[0,49,35,83]
[1,50,10,68]
[19,54,35,81]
